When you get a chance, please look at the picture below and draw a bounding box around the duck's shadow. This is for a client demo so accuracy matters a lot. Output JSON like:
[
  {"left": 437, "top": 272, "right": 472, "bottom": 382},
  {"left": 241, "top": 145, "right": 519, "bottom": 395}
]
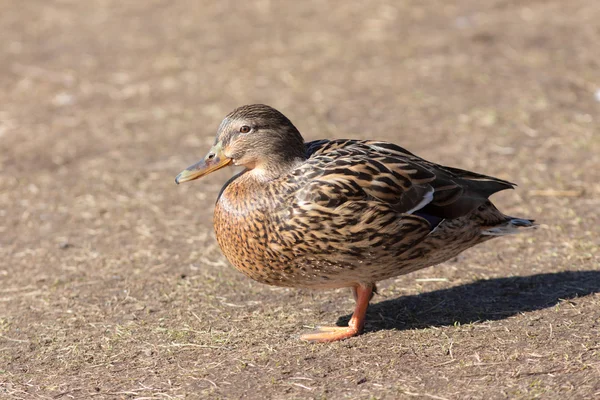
[{"left": 336, "top": 270, "right": 600, "bottom": 332}]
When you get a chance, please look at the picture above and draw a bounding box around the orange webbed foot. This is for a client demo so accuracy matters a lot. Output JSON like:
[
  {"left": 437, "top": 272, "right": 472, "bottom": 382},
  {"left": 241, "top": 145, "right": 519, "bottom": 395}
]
[
  {"left": 300, "top": 284, "right": 373, "bottom": 343},
  {"left": 300, "top": 326, "right": 360, "bottom": 342}
]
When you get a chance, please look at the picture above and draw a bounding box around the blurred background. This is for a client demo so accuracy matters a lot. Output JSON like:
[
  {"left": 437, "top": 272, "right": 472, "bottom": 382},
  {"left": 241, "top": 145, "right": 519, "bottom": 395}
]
[{"left": 1, "top": 0, "right": 599, "bottom": 398}]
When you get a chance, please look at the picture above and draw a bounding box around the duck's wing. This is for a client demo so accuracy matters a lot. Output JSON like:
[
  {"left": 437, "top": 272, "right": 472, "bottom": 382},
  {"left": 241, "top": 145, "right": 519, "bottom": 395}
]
[{"left": 301, "top": 139, "right": 515, "bottom": 220}]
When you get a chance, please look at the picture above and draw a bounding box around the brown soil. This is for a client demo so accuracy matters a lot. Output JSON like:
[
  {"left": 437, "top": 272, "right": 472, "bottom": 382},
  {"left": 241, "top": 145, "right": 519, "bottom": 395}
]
[{"left": 1, "top": 0, "right": 599, "bottom": 399}]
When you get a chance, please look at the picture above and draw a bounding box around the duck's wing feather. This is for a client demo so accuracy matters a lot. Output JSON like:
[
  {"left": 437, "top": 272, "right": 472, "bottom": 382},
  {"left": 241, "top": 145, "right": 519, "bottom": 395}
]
[{"left": 301, "top": 139, "right": 514, "bottom": 220}]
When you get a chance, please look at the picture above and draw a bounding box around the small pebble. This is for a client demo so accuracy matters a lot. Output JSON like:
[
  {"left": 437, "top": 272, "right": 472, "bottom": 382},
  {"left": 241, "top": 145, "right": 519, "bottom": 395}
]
[{"left": 59, "top": 241, "right": 72, "bottom": 249}]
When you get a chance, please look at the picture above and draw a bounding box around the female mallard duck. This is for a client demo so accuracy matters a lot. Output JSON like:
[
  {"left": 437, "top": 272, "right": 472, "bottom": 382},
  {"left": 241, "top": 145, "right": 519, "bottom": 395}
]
[{"left": 176, "top": 104, "right": 535, "bottom": 342}]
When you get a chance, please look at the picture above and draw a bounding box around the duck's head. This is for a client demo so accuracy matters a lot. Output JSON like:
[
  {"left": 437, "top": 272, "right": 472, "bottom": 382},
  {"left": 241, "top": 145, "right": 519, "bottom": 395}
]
[{"left": 175, "top": 104, "right": 306, "bottom": 184}]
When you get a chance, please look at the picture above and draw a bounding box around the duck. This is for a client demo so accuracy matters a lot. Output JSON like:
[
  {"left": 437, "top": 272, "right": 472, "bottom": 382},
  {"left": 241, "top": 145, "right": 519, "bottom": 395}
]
[{"left": 175, "top": 104, "right": 536, "bottom": 342}]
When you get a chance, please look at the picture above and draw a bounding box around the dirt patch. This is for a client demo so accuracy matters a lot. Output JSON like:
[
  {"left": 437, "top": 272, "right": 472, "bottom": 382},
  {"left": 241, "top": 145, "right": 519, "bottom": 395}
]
[{"left": 1, "top": 0, "right": 599, "bottom": 398}]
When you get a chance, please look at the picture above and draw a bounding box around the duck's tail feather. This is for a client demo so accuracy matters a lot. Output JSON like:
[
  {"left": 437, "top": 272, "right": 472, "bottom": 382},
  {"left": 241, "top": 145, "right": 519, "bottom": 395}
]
[{"left": 481, "top": 218, "right": 538, "bottom": 236}]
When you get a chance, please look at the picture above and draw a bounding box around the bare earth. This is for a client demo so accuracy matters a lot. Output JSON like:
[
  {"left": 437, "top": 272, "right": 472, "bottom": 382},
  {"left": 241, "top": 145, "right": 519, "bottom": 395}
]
[{"left": 1, "top": 0, "right": 599, "bottom": 399}]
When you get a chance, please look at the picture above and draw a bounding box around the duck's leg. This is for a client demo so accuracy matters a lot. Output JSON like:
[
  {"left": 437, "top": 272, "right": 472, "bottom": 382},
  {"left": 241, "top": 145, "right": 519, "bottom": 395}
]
[{"left": 300, "top": 283, "right": 373, "bottom": 342}]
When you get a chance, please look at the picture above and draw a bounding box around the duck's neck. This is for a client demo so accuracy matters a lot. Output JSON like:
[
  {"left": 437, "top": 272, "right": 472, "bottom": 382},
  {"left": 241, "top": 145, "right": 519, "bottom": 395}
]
[
  {"left": 247, "top": 155, "right": 306, "bottom": 182},
  {"left": 217, "top": 169, "right": 272, "bottom": 218},
  {"left": 217, "top": 155, "right": 304, "bottom": 217}
]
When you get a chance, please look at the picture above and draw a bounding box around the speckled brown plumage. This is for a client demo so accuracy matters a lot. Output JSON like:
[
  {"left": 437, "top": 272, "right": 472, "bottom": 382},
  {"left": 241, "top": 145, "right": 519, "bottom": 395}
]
[{"left": 176, "top": 104, "right": 536, "bottom": 342}]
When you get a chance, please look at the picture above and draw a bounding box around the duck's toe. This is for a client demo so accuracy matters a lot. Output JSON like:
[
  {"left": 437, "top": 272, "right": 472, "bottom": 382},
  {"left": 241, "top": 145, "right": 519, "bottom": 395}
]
[{"left": 300, "top": 326, "right": 360, "bottom": 342}]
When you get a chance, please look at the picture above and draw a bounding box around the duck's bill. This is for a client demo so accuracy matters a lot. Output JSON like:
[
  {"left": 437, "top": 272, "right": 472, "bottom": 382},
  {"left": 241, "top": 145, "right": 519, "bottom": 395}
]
[{"left": 175, "top": 148, "right": 232, "bottom": 184}]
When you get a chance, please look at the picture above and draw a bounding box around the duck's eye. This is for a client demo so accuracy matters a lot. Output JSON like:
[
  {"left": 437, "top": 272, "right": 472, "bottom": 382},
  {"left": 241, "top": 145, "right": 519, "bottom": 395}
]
[{"left": 239, "top": 125, "right": 251, "bottom": 133}]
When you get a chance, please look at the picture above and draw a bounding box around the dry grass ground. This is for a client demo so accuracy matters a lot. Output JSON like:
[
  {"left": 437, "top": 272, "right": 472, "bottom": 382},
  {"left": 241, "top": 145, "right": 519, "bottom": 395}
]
[{"left": 1, "top": 0, "right": 599, "bottom": 399}]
